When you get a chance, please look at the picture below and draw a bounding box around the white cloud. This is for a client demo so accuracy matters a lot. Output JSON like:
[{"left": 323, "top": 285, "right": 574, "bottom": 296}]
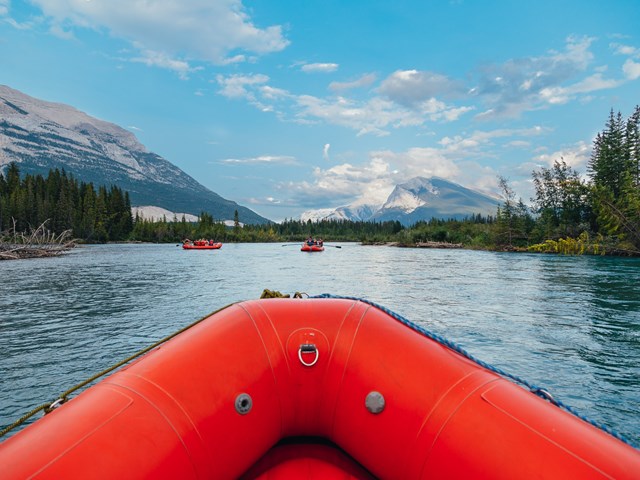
[
  {"left": 131, "top": 47, "right": 198, "bottom": 79},
  {"left": 329, "top": 73, "right": 376, "bottom": 91},
  {"left": 246, "top": 196, "right": 282, "bottom": 205},
  {"left": 373, "top": 147, "right": 462, "bottom": 181},
  {"left": 49, "top": 22, "right": 74, "bottom": 39},
  {"left": 623, "top": 59, "right": 640, "bottom": 80},
  {"left": 323, "top": 143, "right": 330, "bottom": 161},
  {"left": 538, "top": 73, "right": 621, "bottom": 105},
  {"left": 216, "top": 73, "right": 270, "bottom": 99},
  {"left": 217, "top": 36, "right": 629, "bottom": 139},
  {"left": 378, "top": 70, "right": 465, "bottom": 105},
  {"left": 259, "top": 85, "right": 289, "bottom": 100},
  {"left": 220, "top": 155, "right": 297, "bottom": 165},
  {"left": 473, "top": 36, "right": 600, "bottom": 118},
  {"left": 293, "top": 94, "right": 419, "bottom": 136},
  {"left": 300, "top": 63, "right": 339, "bottom": 73},
  {"left": 1, "top": 1, "right": 37, "bottom": 29},
  {"left": 292, "top": 93, "right": 470, "bottom": 136},
  {"left": 532, "top": 141, "right": 591, "bottom": 170},
  {"left": 28, "top": 0, "right": 289, "bottom": 69},
  {"left": 281, "top": 157, "right": 398, "bottom": 208},
  {"left": 610, "top": 43, "right": 639, "bottom": 57}
]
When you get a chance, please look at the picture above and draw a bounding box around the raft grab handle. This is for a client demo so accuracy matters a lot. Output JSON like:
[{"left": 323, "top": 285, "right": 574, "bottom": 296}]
[{"left": 298, "top": 343, "right": 319, "bottom": 367}]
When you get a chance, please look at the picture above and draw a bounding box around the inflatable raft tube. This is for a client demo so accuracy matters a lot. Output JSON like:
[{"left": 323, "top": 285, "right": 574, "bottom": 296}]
[{"left": 1, "top": 298, "right": 638, "bottom": 479}]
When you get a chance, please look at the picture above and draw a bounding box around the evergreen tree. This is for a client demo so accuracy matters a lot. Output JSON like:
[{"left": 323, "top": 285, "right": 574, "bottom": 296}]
[
  {"left": 625, "top": 105, "right": 640, "bottom": 187},
  {"left": 589, "top": 109, "right": 627, "bottom": 197},
  {"left": 234, "top": 209, "right": 240, "bottom": 236},
  {"left": 589, "top": 107, "right": 640, "bottom": 252}
]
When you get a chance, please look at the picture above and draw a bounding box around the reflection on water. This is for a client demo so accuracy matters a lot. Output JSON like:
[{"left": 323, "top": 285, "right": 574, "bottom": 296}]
[{"left": 1, "top": 244, "right": 639, "bottom": 444}]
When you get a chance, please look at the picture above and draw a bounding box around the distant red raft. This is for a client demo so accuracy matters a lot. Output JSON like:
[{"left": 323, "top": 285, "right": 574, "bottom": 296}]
[
  {"left": 183, "top": 242, "right": 222, "bottom": 250},
  {"left": 301, "top": 243, "right": 324, "bottom": 252}
]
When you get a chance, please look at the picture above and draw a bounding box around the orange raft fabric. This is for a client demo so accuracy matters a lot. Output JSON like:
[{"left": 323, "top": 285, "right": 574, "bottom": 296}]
[
  {"left": 1, "top": 298, "right": 639, "bottom": 479},
  {"left": 301, "top": 244, "right": 324, "bottom": 251},
  {"left": 182, "top": 243, "right": 222, "bottom": 250}
]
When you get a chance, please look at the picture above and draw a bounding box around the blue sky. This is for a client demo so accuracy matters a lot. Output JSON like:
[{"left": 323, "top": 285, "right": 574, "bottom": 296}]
[{"left": 1, "top": 1, "right": 639, "bottom": 221}]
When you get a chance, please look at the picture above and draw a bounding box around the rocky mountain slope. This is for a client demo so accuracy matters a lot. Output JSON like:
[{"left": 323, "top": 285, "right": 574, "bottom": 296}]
[
  {"left": 0, "top": 85, "right": 269, "bottom": 224},
  {"left": 302, "top": 177, "right": 501, "bottom": 226}
]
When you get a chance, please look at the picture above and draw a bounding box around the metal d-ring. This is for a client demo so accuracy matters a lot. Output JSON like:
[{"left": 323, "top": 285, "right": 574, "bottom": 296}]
[
  {"left": 531, "top": 387, "right": 558, "bottom": 406},
  {"left": 44, "top": 398, "right": 66, "bottom": 414},
  {"left": 298, "top": 343, "right": 319, "bottom": 367}
]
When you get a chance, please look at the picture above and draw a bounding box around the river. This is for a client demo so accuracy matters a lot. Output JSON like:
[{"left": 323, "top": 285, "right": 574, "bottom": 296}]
[{"left": 1, "top": 243, "right": 639, "bottom": 445}]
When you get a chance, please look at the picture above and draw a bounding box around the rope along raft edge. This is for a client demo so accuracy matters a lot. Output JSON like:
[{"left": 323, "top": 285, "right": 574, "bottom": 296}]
[
  {"left": 0, "top": 302, "right": 237, "bottom": 438},
  {"left": 1, "top": 290, "right": 301, "bottom": 438},
  {"left": 312, "top": 293, "right": 637, "bottom": 450}
]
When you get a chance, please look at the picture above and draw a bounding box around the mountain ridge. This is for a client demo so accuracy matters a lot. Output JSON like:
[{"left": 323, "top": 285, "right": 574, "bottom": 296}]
[
  {"left": 302, "top": 176, "right": 501, "bottom": 225},
  {"left": 0, "top": 85, "right": 270, "bottom": 224}
]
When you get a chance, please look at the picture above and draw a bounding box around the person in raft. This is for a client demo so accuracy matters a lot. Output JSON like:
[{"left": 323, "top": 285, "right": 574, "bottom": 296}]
[
  {"left": 317, "top": 238, "right": 324, "bottom": 247},
  {"left": 306, "top": 236, "right": 315, "bottom": 246}
]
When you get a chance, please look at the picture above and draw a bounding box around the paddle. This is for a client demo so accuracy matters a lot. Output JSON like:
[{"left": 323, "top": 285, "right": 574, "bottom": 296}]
[{"left": 323, "top": 244, "right": 342, "bottom": 248}]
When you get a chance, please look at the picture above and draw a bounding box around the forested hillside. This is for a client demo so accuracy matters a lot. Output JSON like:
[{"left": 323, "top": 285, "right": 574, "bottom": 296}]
[{"left": 0, "top": 163, "right": 133, "bottom": 242}]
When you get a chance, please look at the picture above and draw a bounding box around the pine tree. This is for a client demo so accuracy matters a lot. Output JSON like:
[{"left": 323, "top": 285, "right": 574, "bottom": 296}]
[
  {"left": 625, "top": 105, "right": 640, "bottom": 187},
  {"left": 234, "top": 209, "right": 240, "bottom": 237},
  {"left": 589, "top": 109, "right": 627, "bottom": 197},
  {"left": 590, "top": 107, "right": 640, "bottom": 251}
]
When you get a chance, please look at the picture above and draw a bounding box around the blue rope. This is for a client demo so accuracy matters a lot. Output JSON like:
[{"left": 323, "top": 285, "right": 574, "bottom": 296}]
[{"left": 312, "top": 293, "right": 637, "bottom": 449}]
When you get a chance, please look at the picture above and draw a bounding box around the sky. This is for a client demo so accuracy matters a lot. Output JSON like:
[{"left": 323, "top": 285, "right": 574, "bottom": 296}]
[{"left": 1, "top": 1, "right": 639, "bottom": 222}]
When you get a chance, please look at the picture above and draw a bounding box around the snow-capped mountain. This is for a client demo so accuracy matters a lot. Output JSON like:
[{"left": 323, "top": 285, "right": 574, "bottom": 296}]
[
  {"left": 302, "top": 177, "right": 501, "bottom": 226},
  {"left": 300, "top": 203, "right": 380, "bottom": 223},
  {"left": 0, "top": 85, "right": 269, "bottom": 224},
  {"left": 300, "top": 208, "right": 337, "bottom": 223},
  {"left": 372, "top": 177, "right": 500, "bottom": 224}
]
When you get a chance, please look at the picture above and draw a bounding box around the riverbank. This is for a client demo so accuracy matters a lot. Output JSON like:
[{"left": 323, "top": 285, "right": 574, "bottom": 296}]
[{"left": 362, "top": 240, "right": 463, "bottom": 249}]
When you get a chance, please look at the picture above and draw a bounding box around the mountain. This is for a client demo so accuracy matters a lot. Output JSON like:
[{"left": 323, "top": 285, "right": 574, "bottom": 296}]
[
  {"left": 302, "top": 177, "right": 501, "bottom": 226},
  {"left": 300, "top": 203, "right": 379, "bottom": 223},
  {"left": 0, "top": 85, "right": 270, "bottom": 224},
  {"left": 372, "top": 177, "right": 501, "bottom": 224}
]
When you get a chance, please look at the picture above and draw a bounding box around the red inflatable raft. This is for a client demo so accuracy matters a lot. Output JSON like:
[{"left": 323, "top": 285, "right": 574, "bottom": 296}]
[
  {"left": 183, "top": 242, "right": 222, "bottom": 250},
  {"left": 1, "top": 297, "right": 638, "bottom": 479},
  {"left": 301, "top": 243, "right": 324, "bottom": 252}
]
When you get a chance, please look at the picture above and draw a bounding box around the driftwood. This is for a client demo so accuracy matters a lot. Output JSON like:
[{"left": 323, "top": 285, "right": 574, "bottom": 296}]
[{"left": 0, "top": 220, "right": 76, "bottom": 260}]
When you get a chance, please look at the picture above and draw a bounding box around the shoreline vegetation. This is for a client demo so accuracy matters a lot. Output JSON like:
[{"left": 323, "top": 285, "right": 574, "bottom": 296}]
[
  {"left": 1, "top": 106, "right": 639, "bottom": 259},
  {"left": 362, "top": 241, "right": 463, "bottom": 249}
]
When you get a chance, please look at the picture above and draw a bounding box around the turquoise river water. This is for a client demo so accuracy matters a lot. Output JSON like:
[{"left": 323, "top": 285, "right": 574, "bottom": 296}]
[{"left": 1, "top": 243, "right": 639, "bottom": 445}]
